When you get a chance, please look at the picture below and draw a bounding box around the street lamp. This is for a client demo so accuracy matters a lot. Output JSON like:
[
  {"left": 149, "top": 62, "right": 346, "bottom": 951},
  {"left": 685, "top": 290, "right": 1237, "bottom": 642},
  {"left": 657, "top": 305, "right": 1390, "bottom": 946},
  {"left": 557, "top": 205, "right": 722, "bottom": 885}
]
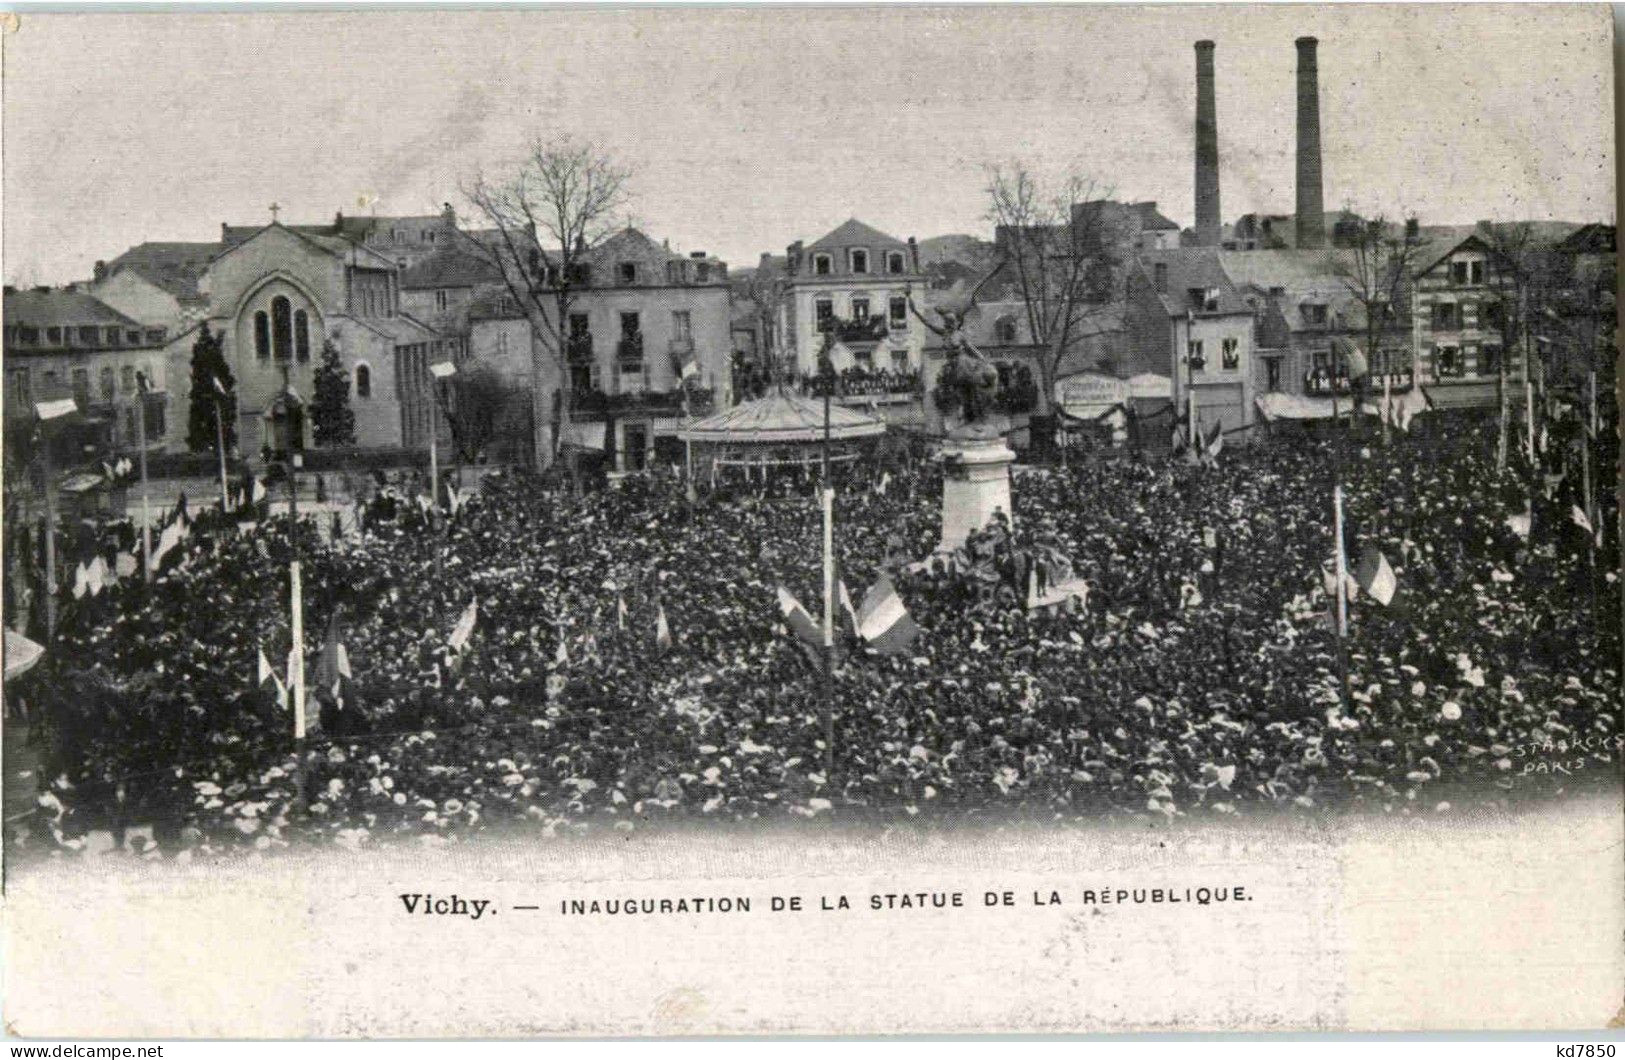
[
  {"left": 428, "top": 360, "right": 456, "bottom": 511},
  {"left": 133, "top": 370, "right": 155, "bottom": 582},
  {"left": 32, "top": 398, "right": 78, "bottom": 640}
]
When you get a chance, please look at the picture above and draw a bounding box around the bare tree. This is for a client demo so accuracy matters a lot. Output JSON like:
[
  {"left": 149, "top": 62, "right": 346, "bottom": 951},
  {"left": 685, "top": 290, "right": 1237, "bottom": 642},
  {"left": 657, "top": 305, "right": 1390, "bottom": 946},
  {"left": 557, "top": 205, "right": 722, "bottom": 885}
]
[
  {"left": 1329, "top": 215, "right": 1421, "bottom": 442},
  {"left": 1476, "top": 220, "right": 1542, "bottom": 469},
  {"left": 442, "top": 363, "right": 527, "bottom": 466},
  {"left": 740, "top": 264, "right": 786, "bottom": 388},
  {"left": 460, "top": 135, "right": 631, "bottom": 477},
  {"left": 983, "top": 163, "right": 1125, "bottom": 455}
]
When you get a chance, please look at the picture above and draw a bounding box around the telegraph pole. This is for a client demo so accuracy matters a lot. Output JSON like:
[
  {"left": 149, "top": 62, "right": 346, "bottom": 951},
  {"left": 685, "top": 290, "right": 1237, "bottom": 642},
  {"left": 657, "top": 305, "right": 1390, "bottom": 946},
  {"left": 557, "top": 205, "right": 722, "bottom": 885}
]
[
  {"left": 819, "top": 336, "right": 835, "bottom": 781},
  {"left": 136, "top": 373, "right": 152, "bottom": 582}
]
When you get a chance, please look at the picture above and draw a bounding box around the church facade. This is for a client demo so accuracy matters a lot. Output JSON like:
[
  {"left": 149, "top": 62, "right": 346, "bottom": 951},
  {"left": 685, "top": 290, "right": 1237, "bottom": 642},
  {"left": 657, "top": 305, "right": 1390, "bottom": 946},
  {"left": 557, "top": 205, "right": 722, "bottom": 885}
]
[{"left": 160, "top": 222, "right": 451, "bottom": 455}]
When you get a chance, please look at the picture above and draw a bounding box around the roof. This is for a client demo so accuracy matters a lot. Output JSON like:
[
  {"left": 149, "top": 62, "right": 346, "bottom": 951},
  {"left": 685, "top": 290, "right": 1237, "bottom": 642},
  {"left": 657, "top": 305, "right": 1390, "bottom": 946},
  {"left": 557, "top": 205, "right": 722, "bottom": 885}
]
[
  {"left": 222, "top": 213, "right": 447, "bottom": 247},
  {"left": 1137, "top": 247, "right": 1253, "bottom": 317},
  {"left": 211, "top": 223, "right": 399, "bottom": 272},
  {"left": 102, "top": 241, "right": 222, "bottom": 301},
  {"left": 4, "top": 288, "right": 142, "bottom": 329},
  {"left": 1133, "top": 202, "right": 1181, "bottom": 232},
  {"left": 807, "top": 218, "right": 908, "bottom": 254},
  {"left": 400, "top": 247, "right": 502, "bottom": 290},
  {"left": 678, "top": 390, "right": 887, "bottom": 444}
]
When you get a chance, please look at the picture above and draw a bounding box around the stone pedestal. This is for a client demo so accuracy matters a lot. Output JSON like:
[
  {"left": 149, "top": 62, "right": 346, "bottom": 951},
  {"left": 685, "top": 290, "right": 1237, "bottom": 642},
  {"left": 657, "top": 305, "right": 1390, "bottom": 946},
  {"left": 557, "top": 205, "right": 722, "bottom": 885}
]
[{"left": 939, "top": 433, "right": 1016, "bottom": 553}]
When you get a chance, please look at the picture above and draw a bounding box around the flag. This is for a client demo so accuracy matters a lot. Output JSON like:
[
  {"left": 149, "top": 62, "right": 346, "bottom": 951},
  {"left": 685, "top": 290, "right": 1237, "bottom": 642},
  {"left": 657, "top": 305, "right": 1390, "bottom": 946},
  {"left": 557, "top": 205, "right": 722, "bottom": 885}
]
[
  {"left": 1199, "top": 419, "right": 1223, "bottom": 464},
  {"left": 257, "top": 647, "right": 274, "bottom": 686},
  {"left": 855, "top": 575, "right": 921, "bottom": 655},
  {"left": 776, "top": 585, "right": 823, "bottom": 649},
  {"left": 554, "top": 634, "right": 569, "bottom": 668},
  {"left": 1505, "top": 506, "right": 1531, "bottom": 540},
  {"left": 314, "top": 612, "right": 352, "bottom": 707},
  {"left": 86, "top": 555, "right": 108, "bottom": 596},
  {"left": 685, "top": 477, "right": 699, "bottom": 505},
  {"left": 250, "top": 477, "right": 267, "bottom": 504},
  {"left": 70, "top": 562, "right": 88, "bottom": 599},
  {"left": 448, "top": 598, "right": 477, "bottom": 653},
  {"left": 1571, "top": 505, "right": 1601, "bottom": 545},
  {"left": 212, "top": 374, "right": 229, "bottom": 397},
  {"left": 616, "top": 594, "right": 628, "bottom": 631},
  {"left": 838, "top": 579, "right": 859, "bottom": 639},
  {"left": 1170, "top": 419, "right": 1189, "bottom": 455},
  {"left": 1354, "top": 548, "right": 1398, "bottom": 606},
  {"left": 679, "top": 352, "right": 699, "bottom": 382},
  {"left": 877, "top": 471, "right": 890, "bottom": 496},
  {"left": 1321, "top": 563, "right": 1357, "bottom": 602},
  {"left": 655, "top": 604, "right": 672, "bottom": 651},
  {"left": 114, "top": 551, "right": 136, "bottom": 579}
]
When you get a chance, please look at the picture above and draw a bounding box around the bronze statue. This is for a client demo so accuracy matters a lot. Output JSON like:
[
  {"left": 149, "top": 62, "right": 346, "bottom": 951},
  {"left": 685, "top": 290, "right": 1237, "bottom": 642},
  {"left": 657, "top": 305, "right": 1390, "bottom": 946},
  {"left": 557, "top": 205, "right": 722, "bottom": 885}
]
[{"left": 907, "top": 270, "right": 1005, "bottom": 438}]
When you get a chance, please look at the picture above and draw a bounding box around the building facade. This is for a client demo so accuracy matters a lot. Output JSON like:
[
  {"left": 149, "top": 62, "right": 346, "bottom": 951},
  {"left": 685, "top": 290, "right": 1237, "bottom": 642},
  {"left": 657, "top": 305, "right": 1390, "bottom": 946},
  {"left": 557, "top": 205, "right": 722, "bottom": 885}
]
[
  {"left": 462, "top": 227, "right": 734, "bottom": 472},
  {"left": 779, "top": 219, "right": 928, "bottom": 379},
  {"left": 163, "top": 222, "right": 449, "bottom": 455},
  {"left": 1126, "top": 248, "right": 1258, "bottom": 438},
  {"left": 2, "top": 287, "right": 171, "bottom": 450},
  {"left": 1409, "top": 233, "right": 1519, "bottom": 407}
]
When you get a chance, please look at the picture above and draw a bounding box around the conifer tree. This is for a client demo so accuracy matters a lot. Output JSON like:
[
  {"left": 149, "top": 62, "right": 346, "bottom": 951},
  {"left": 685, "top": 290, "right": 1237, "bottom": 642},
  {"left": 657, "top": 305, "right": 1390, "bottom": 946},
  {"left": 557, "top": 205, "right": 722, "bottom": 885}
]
[
  {"left": 186, "top": 322, "right": 237, "bottom": 454},
  {"left": 311, "top": 338, "right": 356, "bottom": 446}
]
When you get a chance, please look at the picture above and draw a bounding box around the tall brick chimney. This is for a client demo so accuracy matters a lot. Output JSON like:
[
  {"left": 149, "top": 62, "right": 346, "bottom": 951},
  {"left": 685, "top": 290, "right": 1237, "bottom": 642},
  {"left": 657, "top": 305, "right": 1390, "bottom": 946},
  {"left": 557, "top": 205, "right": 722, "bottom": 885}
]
[
  {"left": 1294, "top": 36, "right": 1325, "bottom": 250},
  {"left": 1193, "top": 40, "right": 1221, "bottom": 247}
]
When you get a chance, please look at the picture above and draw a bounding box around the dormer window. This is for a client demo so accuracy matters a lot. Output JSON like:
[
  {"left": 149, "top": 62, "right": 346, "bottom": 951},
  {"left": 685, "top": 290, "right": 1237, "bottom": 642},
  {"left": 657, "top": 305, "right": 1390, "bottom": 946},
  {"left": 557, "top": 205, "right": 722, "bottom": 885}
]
[
  {"left": 1302, "top": 303, "right": 1329, "bottom": 327},
  {"left": 995, "top": 315, "right": 1018, "bottom": 343},
  {"left": 666, "top": 261, "right": 684, "bottom": 284},
  {"left": 618, "top": 262, "right": 637, "bottom": 285},
  {"left": 813, "top": 253, "right": 833, "bottom": 276},
  {"left": 850, "top": 249, "right": 869, "bottom": 275},
  {"left": 1153, "top": 263, "right": 1168, "bottom": 294},
  {"left": 886, "top": 251, "right": 905, "bottom": 275}
]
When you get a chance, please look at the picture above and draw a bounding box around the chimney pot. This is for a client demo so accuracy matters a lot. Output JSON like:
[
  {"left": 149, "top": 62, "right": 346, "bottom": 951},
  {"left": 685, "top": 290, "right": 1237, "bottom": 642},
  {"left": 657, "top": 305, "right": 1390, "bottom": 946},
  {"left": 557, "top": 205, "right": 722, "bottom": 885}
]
[
  {"left": 1294, "top": 36, "right": 1325, "bottom": 249},
  {"left": 1193, "top": 41, "right": 1221, "bottom": 247},
  {"left": 93, "top": 260, "right": 107, "bottom": 282}
]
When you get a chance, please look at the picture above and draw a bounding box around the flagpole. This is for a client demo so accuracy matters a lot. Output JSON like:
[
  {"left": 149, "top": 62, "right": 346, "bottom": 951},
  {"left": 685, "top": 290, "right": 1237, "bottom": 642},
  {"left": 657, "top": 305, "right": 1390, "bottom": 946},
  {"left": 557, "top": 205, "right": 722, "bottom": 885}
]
[
  {"left": 136, "top": 375, "right": 152, "bottom": 583},
  {"left": 1332, "top": 483, "right": 1353, "bottom": 713},
  {"left": 820, "top": 338, "right": 835, "bottom": 781},
  {"left": 214, "top": 385, "right": 231, "bottom": 512},
  {"left": 40, "top": 426, "right": 58, "bottom": 641}
]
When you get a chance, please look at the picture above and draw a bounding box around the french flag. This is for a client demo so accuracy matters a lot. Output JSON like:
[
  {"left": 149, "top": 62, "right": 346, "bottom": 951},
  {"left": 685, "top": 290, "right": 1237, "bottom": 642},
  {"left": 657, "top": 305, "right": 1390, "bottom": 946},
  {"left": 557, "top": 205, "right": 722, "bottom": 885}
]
[{"left": 856, "top": 575, "right": 921, "bottom": 655}]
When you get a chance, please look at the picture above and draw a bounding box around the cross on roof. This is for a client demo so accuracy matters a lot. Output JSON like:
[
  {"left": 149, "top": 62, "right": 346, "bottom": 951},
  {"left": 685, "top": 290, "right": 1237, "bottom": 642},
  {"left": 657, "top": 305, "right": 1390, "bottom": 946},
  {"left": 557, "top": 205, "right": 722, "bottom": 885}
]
[{"left": 269, "top": 202, "right": 281, "bottom": 223}]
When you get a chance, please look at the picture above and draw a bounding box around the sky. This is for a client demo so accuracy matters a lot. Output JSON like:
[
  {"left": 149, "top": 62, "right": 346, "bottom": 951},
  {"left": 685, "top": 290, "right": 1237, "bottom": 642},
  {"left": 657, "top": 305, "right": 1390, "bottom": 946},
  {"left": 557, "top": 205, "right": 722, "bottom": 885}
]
[{"left": 2, "top": 5, "right": 1615, "bottom": 285}]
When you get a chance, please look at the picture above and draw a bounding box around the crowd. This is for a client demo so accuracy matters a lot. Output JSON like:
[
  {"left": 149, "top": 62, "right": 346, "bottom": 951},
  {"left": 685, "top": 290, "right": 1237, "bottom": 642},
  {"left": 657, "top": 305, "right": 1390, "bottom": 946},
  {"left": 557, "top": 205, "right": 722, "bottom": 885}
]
[{"left": 14, "top": 408, "right": 1621, "bottom": 857}]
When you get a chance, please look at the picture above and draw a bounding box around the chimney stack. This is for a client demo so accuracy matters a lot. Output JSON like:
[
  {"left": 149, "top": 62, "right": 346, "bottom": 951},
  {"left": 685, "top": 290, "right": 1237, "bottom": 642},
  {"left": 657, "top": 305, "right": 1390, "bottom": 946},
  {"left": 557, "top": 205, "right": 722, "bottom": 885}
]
[
  {"left": 1193, "top": 41, "right": 1221, "bottom": 247},
  {"left": 1294, "top": 36, "right": 1325, "bottom": 250}
]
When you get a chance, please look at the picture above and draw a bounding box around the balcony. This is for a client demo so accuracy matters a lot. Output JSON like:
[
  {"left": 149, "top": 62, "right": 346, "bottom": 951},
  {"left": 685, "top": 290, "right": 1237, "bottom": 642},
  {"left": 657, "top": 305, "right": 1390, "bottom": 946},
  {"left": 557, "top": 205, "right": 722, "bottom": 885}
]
[
  {"left": 616, "top": 334, "right": 644, "bottom": 363},
  {"left": 570, "top": 384, "right": 715, "bottom": 418},
  {"left": 834, "top": 316, "right": 890, "bottom": 345}
]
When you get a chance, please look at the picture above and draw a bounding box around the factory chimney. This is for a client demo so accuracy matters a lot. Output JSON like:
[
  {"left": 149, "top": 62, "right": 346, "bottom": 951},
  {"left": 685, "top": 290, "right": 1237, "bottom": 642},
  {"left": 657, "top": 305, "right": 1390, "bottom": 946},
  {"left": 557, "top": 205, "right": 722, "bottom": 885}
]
[
  {"left": 1193, "top": 40, "right": 1221, "bottom": 247},
  {"left": 1294, "top": 36, "right": 1326, "bottom": 250}
]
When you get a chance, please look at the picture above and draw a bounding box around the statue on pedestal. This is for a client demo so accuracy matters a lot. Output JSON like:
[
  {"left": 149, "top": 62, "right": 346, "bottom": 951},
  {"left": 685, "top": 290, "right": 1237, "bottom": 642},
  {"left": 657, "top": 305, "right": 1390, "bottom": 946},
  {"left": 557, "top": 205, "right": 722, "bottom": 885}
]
[{"left": 906, "top": 279, "right": 1007, "bottom": 442}]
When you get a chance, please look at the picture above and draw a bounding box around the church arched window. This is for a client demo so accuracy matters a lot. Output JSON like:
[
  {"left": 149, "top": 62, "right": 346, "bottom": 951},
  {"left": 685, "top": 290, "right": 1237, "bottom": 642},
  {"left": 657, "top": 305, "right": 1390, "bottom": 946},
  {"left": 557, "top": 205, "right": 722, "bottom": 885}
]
[
  {"left": 354, "top": 363, "right": 371, "bottom": 399},
  {"left": 271, "top": 296, "right": 293, "bottom": 361},
  {"left": 254, "top": 311, "right": 270, "bottom": 359},
  {"left": 294, "top": 309, "right": 311, "bottom": 362}
]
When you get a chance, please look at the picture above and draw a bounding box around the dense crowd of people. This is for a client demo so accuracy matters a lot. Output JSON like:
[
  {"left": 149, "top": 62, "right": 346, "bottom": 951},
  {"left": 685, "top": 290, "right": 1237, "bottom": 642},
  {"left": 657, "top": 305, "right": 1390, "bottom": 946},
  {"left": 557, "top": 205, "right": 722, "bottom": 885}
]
[{"left": 12, "top": 407, "right": 1621, "bottom": 857}]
